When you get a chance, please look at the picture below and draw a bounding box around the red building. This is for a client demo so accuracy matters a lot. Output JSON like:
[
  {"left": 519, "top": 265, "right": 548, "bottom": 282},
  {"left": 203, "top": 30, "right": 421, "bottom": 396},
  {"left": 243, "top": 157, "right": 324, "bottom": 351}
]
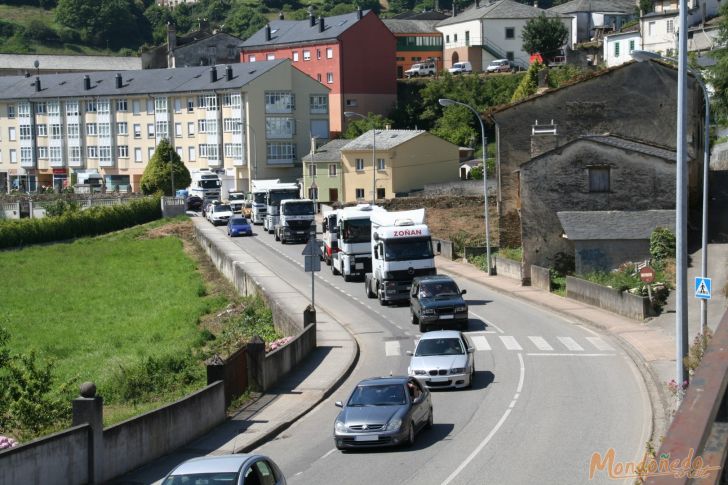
[{"left": 240, "top": 8, "right": 396, "bottom": 134}]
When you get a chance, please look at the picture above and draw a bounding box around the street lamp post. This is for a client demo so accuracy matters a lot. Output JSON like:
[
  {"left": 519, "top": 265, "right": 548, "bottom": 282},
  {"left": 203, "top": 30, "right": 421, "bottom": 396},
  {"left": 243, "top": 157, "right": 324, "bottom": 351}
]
[
  {"left": 631, "top": 47, "right": 710, "bottom": 382},
  {"left": 438, "top": 98, "right": 492, "bottom": 275},
  {"left": 344, "top": 112, "right": 376, "bottom": 204}
]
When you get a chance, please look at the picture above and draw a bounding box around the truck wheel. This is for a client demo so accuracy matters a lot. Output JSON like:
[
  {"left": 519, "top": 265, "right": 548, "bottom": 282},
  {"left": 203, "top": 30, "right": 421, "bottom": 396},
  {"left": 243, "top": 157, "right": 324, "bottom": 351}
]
[
  {"left": 343, "top": 273, "right": 351, "bottom": 282},
  {"left": 275, "top": 231, "right": 280, "bottom": 241},
  {"left": 365, "top": 275, "right": 375, "bottom": 298},
  {"left": 411, "top": 312, "right": 418, "bottom": 325},
  {"left": 419, "top": 321, "right": 427, "bottom": 333},
  {"left": 332, "top": 262, "right": 340, "bottom": 276}
]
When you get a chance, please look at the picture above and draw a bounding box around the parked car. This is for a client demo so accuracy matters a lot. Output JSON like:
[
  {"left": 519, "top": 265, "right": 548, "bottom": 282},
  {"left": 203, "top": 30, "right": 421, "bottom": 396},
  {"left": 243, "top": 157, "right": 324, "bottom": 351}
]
[
  {"left": 228, "top": 216, "right": 253, "bottom": 237},
  {"left": 404, "top": 62, "right": 436, "bottom": 78},
  {"left": 207, "top": 202, "right": 234, "bottom": 226},
  {"left": 410, "top": 275, "right": 468, "bottom": 332},
  {"left": 407, "top": 330, "right": 475, "bottom": 389},
  {"left": 448, "top": 61, "right": 473, "bottom": 74},
  {"left": 186, "top": 195, "right": 203, "bottom": 212},
  {"left": 201, "top": 199, "right": 216, "bottom": 218},
  {"left": 161, "top": 454, "right": 286, "bottom": 485},
  {"left": 333, "top": 376, "right": 432, "bottom": 450},
  {"left": 486, "top": 59, "right": 512, "bottom": 73}
]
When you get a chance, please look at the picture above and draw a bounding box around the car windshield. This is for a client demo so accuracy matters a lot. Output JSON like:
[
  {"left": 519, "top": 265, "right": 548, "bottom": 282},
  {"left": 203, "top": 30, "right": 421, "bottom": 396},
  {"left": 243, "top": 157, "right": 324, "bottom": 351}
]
[
  {"left": 347, "top": 384, "right": 406, "bottom": 406},
  {"left": 161, "top": 472, "right": 238, "bottom": 484},
  {"left": 384, "top": 237, "right": 433, "bottom": 261},
  {"left": 213, "top": 205, "right": 232, "bottom": 212},
  {"left": 420, "top": 280, "right": 460, "bottom": 297},
  {"left": 415, "top": 338, "right": 464, "bottom": 356},
  {"left": 230, "top": 217, "right": 247, "bottom": 224}
]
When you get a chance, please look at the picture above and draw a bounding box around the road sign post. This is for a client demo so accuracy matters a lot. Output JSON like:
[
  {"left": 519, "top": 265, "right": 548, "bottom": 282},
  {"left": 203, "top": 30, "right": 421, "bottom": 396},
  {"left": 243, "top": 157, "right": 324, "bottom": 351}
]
[
  {"left": 695, "top": 277, "right": 712, "bottom": 300},
  {"left": 640, "top": 266, "right": 655, "bottom": 301},
  {"left": 302, "top": 231, "right": 322, "bottom": 309}
]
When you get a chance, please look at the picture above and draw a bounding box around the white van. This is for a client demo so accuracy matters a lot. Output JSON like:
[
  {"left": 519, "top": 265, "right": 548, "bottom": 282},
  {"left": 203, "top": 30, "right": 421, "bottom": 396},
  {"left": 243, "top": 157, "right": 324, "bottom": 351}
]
[{"left": 448, "top": 61, "right": 473, "bottom": 74}]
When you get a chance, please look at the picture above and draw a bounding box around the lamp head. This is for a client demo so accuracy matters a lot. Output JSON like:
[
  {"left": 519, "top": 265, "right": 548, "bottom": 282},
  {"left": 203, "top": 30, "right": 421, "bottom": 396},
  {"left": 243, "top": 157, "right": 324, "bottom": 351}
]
[
  {"left": 438, "top": 98, "right": 455, "bottom": 107},
  {"left": 344, "top": 111, "right": 361, "bottom": 118}
]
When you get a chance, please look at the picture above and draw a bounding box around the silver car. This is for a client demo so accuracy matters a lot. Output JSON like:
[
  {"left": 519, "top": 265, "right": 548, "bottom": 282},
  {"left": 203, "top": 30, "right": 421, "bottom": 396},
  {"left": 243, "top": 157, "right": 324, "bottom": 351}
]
[
  {"left": 407, "top": 330, "right": 475, "bottom": 389},
  {"left": 333, "top": 376, "right": 432, "bottom": 450},
  {"left": 161, "top": 454, "right": 286, "bottom": 485}
]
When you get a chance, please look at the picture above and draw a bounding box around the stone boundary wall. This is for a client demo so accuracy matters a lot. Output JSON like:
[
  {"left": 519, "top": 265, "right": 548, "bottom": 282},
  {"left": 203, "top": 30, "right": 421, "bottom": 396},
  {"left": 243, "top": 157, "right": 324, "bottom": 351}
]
[
  {"left": 531, "top": 265, "right": 551, "bottom": 291},
  {"left": 494, "top": 255, "right": 524, "bottom": 283},
  {"left": 566, "top": 276, "right": 654, "bottom": 320}
]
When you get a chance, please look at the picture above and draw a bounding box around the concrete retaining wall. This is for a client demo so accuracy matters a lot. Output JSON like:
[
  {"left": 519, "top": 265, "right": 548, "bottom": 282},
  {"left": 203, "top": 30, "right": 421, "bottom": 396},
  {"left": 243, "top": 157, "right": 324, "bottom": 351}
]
[
  {"left": 494, "top": 255, "right": 524, "bottom": 284},
  {"left": 101, "top": 382, "right": 225, "bottom": 482},
  {"left": 531, "top": 265, "right": 551, "bottom": 291},
  {"left": 0, "top": 425, "right": 90, "bottom": 485},
  {"left": 260, "top": 323, "right": 317, "bottom": 390},
  {"left": 566, "top": 276, "right": 654, "bottom": 320},
  {"left": 432, "top": 238, "right": 454, "bottom": 260}
]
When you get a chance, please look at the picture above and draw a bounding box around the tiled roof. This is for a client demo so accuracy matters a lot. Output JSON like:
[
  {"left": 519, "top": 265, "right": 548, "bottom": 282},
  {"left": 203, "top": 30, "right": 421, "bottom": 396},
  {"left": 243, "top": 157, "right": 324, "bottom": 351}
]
[
  {"left": 0, "top": 60, "right": 291, "bottom": 100},
  {"left": 557, "top": 210, "right": 675, "bottom": 240},
  {"left": 341, "top": 129, "right": 425, "bottom": 151},
  {"left": 549, "top": 0, "right": 636, "bottom": 15},
  {"left": 241, "top": 10, "right": 371, "bottom": 49},
  {"left": 0, "top": 54, "right": 141, "bottom": 72},
  {"left": 437, "top": 0, "right": 561, "bottom": 27},
  {"left": 382, "top": 19, "right": 442, "bottom": 34},
  {"left": 304, "top": 139, "right": 349, "bottom": 161}
]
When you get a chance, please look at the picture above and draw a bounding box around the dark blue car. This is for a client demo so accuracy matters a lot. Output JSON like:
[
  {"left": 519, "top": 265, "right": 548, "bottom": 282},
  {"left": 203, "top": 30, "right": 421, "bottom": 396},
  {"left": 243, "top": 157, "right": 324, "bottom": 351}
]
[{"left": 227, "top": 216, "right": 253, "bottom": 237}]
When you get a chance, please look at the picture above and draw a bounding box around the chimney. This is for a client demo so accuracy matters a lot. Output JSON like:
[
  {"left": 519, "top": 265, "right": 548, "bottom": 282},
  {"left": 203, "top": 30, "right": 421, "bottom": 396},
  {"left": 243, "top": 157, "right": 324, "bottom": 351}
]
[
  {"left": 265, "top": 24, "right": 271, "bottom": 41},
  {"left": 533, "top": 0, "right": 538, "bottom": 7},
  {"left": 475, "top": 0, "right": 479, "bottom": 7},
  {"left": 225, "top": 64, "right": 233, "bottom": 81},
  {"left": 453, "top": 3, "right": 457, "bottom": 16},
  {"left": 310, "top": 12, "right": 316, "bottom": 27},
  {"left": 357, "top": 5, "right": 363, "bottom": 19},
  {"left": 167, "top": 22, "right": 176, "bottom": 51},
  {"left": 115, "top": 73, "right": 122, "bottom": 89},
  {"left": 210, "top": 66, "right": 217, "bottom": 82},
  {"left": 35, "top": 76, "right": 41, "bottom": 92},
  {"left": 83, "top": 75, "right": 91, "bottom": 90},
  {"left": 530, "top": 120, "right": 559, "bottom": 158},
  {"left": 319, "top": 16, "right": 325, "bottom": 32},
  {"left": 279, "top": 11, "right": 284, "bottom": 20}
]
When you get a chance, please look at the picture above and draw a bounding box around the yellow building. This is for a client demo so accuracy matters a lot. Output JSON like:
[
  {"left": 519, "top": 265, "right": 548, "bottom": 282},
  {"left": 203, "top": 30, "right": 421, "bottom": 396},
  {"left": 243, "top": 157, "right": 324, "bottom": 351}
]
[
  {"left": 0, "top": 59, "right": 329, "bottom": 193},
  {"left": 340, "top": 129, "right": 459, "bottom": 203}
]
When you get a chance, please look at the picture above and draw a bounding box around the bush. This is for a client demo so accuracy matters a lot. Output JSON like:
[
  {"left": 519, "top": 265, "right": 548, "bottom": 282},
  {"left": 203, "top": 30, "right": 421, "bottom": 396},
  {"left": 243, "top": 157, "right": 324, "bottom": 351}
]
[
  {"left": 497, "top": 247, "right": 522, "bottom": 261},
  {"left": 44, "top": 198, "right": 80, "bottom": 217},
  {"left": 0, "top": 20, "right": 17, "bottom": 39},
  {"left": 650, "top": 227, "right": 676, "bottom": 266}
]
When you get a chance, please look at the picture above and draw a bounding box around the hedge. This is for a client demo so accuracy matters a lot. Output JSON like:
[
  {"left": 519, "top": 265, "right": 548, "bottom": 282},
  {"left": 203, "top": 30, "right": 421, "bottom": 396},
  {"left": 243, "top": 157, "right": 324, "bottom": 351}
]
[{"left": 0, "top": 196, "right": 162, "bottom": 249}]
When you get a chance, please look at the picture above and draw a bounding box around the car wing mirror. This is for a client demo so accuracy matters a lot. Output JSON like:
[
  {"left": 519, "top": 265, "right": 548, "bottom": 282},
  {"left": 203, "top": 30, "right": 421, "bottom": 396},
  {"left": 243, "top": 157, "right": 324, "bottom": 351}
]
[
  {"left": 335, "top": 401, "right": 343, "bottom": 408},
  {"left": 461, "top": 289, "right": 467, "bottom": 295},
  {"left": 467, "top": 347, "right": 475, "bottom": 353},
  {"left": 405, "top": 350, "right": 413, "bottom": 356}
]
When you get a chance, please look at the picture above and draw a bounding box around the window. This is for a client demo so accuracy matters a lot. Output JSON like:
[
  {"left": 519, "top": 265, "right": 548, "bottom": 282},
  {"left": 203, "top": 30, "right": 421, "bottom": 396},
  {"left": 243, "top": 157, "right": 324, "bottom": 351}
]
[
  {"left": 69, "top": 146, "right": 81, "bottom": 163},
  {"left": 176, "top": 146, "right": 183, "bottom": 157},
  {"left": 629, "top": 40, "right": 635, "bottom": 52},
  {"left": 666, "top": 19, "right": 674, "bottom": 34},
  {"left": 51, "top": 124, "right": 63, "bottom": 139},
  {"left": 355, "top": 158, "right": 364, "bottom": 171},
  {"left": 117, "top": 145, "right": 128, "bottom": 157},
  {"left": 65, "top": 101, "right": 79, "bottom": 116},
  {"left": 116, "top": 99, "right": 128, "bottom": 111},
  {"left": 266, "top": 142, "right": 296, "bottom": 161},
  {"left": 310, "top": 95, "right": 328, "bottom": 114},
  {"left": 454, "top": 33, "right": 458, "bottom": 42},
  {"left": 648, "top": 21, "right": 655, "bottom": 36},
  {"left": 308, "top": 164, "right": 317, "bottom": 176},
  {"left": 317, "top": 74, "right": 322, "bottom": 82},
  {"left": 156, "top": 120, "right": 168, "bottom": 137},
  {"left": 86, "top": 100, "right": 97, "bottom": 113},
  {"left": 345, "top": 99, "right": 358, "bottom": 107},
  {"left": 327, "top": 73, "right": 334, "bottom": 84},
  {"left": 205, "top": 95, "right": 217, "bottom": 111},
  {"left": 206, "top": 144, "right": 219, "bottom": 161},
  {"left": 98, "top": 123, "right": 110, "bottom": 137},
  {"left": 267, "top": 53, "right": 275, "bottom": 60},
  {"left": 97, "top": 99, "right": 110, "bottom": 114},
  {"left": 67, "top": 123, "right": 80, "bottom": 138},
  {"left": 48, "top": 101, "right": 60, "bottom": 116},
  {"left": 50, "top": 146, "right": 62, "bottom": 163},
  {"left": 303, "top": 50, "right": 311, "bottom": 61},
  {"left": 132, "top": 100, "right": 141, "bottom": 115},
  {"left": 326, "top": 47, "right": 333, "bottom": 59},
  {"left": 7, "top": 105, "right": 15, "bottom": 118},
  {"left": 224, "top": 118, "right": 241, "bottom": 133},
  {"left": 377, "top": 158, "right": 385, "bottom": 170},
  {"left": 224, "top": 143, "right": 243, "bottom": 158},
  {"left": 248, "top": 55, "right": 256, "bottom": 62},
  {"left": 188, "top": 146, "right": 196, "bottom": 161},
  {"left": 199, "top": 144, "right": 207, "bottom": 157},
  {"left": 356, "top": 188, "right": 365, "bottom": 199},
  {"left": 36, "top": 124, "right": 47, "bottom": 137},
  {"left": 446, "top": 34, "right": 450, "bottom": 43},
  {"left": 35, "top": 102, "right": 47, "bottom": 114},
  {"left": 175, "top": 122, "right": 182, "bottom": 138},
  {"left": 316, "top": 49, "right": 321, "bottom": 60},
  {"left": 37, "top": 146, "right": 48, "bottom": 159},
  {"left": 18, "top": 102, "right": 31, "bottom": 117},
  {"left": 9, "top": 127, "right": 16, "bottom": 141},
  {"left": 174, "top": 98, "right": 182, "bottom": 112},
  {"left": 133, "top": 124, "right": 141, "bottom": 139},
  {"left": 265, "top": 92, "right": 295, "bottom": 113},
  {"left": 293, "top": 51, "right": 299, "bottom": 61},
  {"left": 328, "top": 164, "right": 337, "bottom": 176},
  {"left": 222, "top": 93, "right": 241, "bottom": 108},
  {"left": 148, "top": 147, "right": 155, "bottom": 160},
  {"left": 147, "top": 123, "right": 155, "bottom": 138},
  {"left": 20, "top": 147, "right": 32, "bottom": 163},
  {"left": 19, "top": 125, "right": 32, "bottom": 140},
  {"left": 505, "top": 27, "right": 515, "bottom": 39},
  {"left": 588, "top": 167, "right": 610, "bottom": 192},
  {"left": 506, "top": 51, "right": 514, "bottom": 61},
  {"left": 187, "top": 122, "right": 195, "bottom": 136},
  {"left": 614, "top": 42, "right": 620, "bottom": 57},
  {"left": 198, "top": 119, "right": 207, "bottom": 133},
  {"left": 87, "top": 146, "right": 98, "bottom": 158},
  {"left": 86, "top": 123, "right": 98, "bottom": 136},
  {"left": 134, "top": 147, "right": 142, "bottom": 162},
  {"left": 146, "top": 99, "right": 154, "bottom": 114},
  {"left": 9, "top": 149, "right": 17, "bottom": 163},
  {"left": 187, "top": 98, "right": 194, "bottom": 112},
  {"left": 465, "top": 31, "right": 470, "bottom": 46},
  {"left": 99, "top": 145, "right": 112, "bottom": 162},
  {"left": 117, "top": 122, "right": 128, "bottom": 135},
  {"left": 155, "top": 97, "right": 168, "bottom": 113},
  {"left": 266, "top": 117, "right": 294, "bottom": 138}
]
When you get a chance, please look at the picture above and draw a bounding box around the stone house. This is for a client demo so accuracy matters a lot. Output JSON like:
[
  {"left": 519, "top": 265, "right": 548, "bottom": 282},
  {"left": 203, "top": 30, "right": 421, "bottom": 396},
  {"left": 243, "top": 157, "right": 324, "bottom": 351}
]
[
  {"left": 519, "top": 134, "right": 677, "bottom": 275},
  {"left": 142, "top": 24, "right": 243, "bottom": 69},
  {"left": 489, "top": 59, "right": 705, "bottom": 250}
]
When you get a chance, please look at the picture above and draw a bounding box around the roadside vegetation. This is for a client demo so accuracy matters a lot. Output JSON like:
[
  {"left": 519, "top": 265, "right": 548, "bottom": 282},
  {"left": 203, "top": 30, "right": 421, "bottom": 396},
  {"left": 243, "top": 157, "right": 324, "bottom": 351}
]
[{"left": 0, "top": 217, "right": 278, "bottom": 440}]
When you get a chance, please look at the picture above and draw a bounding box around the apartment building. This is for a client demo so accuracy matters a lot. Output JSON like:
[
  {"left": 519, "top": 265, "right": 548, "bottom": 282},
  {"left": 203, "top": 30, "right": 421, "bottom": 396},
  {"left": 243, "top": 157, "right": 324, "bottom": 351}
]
[
  {"left": 382, "top": 19, "right": 444, "bottom": 78},
  {"left": 0, "top": 59, "right": 330, "bottom": 194}
]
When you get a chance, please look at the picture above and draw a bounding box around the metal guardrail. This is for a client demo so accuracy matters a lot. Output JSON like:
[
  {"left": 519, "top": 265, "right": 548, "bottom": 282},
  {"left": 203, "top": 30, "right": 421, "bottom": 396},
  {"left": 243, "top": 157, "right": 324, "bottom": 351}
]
[{"left": 646, "top": 310, "right": 728, "bottom": 484}]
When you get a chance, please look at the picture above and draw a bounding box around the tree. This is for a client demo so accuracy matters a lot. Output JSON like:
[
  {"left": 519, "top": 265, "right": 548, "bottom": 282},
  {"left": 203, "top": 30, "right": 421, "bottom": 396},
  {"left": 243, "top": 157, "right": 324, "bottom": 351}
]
[
  {"left": 707, "top": 2, "right": 728, "bottom": 125},
  {"left": 511, "top": 60, "right": 546, "bottom": 102},
  {"left": 342, "top": 113, "right": 393, "bottom": 139},
  {"left": 56, "top": 0, "right": 151, "bottom": 49},
  {"left": 225, "top": 5, "right": 268, "bottom": 40},
  {"left": 521, "top": 14, "right": 568, "bottom": 58},
  {"left": 140, "top": 139, "right": 191, "bottom": 196}
]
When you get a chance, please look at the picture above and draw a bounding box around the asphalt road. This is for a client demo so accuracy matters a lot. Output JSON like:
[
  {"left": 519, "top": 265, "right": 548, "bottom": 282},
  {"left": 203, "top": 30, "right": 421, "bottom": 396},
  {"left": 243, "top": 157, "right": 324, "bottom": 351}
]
[{"left": 218, "top": 221, "right": 651, "bottom": 485}]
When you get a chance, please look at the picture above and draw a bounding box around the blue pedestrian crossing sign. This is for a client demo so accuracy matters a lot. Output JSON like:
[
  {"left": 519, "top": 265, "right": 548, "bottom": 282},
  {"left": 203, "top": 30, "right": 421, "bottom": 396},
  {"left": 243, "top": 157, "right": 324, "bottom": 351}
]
[{"left": 695, "top": 277, "right": 712, "bottom": 300}]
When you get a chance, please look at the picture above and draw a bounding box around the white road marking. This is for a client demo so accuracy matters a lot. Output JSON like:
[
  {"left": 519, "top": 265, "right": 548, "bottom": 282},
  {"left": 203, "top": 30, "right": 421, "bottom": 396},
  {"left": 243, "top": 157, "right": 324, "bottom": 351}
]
[
  {"left": 470, "top": 335, "right": 491, "bottom": 351},
  {"left": 499, "top": 335, "right": 522, "bottom": 351},
  {"left": 442, "top": 352, "right": 524, "bottom": 485},
  {"left": 517, "top": 353, "right": 524, "bottom": 393},
  {"left": 528, "top": 336, "right": 553, "bottom": 351},
  {"left": 385, "top": 341, "right": 400, "bottom": 356},
  {"left": 526, "top": 353, "right": 616, "bottom": 357},
  {"left": 557, "top": 336, "right": 584, "bottom": 351},
  {"left": 469, "top": 310, "right": 504, "bottom": 333},
  {"left": 577, "top": 325, "right": 601, "bottom": 337},
  {"left": 586, "top": 337, "right": 615, "bottom": 351},
  {"left": 321, "top": 448, "right": 336, "bottom": 460},
  {"left": 508, "top": 400, "right": 516, "bottom": 409}
]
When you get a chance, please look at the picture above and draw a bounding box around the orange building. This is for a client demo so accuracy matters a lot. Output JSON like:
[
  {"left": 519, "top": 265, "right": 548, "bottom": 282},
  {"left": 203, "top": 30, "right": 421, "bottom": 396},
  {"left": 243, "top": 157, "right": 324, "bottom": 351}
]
[{"left": 383, "top": 19, "right": 445, "bottom": 78}]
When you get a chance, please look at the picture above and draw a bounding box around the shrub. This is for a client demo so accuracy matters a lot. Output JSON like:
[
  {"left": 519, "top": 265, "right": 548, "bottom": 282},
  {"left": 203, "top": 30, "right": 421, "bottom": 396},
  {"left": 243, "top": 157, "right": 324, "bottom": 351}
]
[
  {"left": 44, "top": 198, "right": 80, "bottom": 217},
  {"left": 650, "top": 227, "right": 676, "bottom": 264},
  {"left": 497, "top": 247, "right": 522, "bottom": 261}
]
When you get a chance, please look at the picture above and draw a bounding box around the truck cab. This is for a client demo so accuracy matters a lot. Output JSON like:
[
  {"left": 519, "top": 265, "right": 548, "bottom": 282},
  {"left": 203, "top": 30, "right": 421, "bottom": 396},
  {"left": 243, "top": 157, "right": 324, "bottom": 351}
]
[
  {"left": 321, "top": 211, "right": 339, "bottom": 265},
  {"left": 227, "top": 191, "right": 246, "bottom": 214},
  {"left": 331, "top": 204, "right": 383, "bottom": 282},
  {"left": 275, "top": 199, "right": 316, "bottom": 244},
  {"left": 263, "top": 183, "right": 300, "bottom": 234}
]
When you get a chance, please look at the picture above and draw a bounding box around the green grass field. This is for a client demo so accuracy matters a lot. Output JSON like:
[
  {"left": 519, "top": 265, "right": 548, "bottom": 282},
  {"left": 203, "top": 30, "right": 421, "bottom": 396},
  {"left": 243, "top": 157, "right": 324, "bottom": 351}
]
[{"left": 0, "top": 219, "right": 224, "bottom": 400}]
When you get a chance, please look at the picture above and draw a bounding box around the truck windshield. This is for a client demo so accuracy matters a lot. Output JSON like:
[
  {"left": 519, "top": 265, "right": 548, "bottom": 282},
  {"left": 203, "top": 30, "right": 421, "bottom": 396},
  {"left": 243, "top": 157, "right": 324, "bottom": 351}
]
[
  {"left": 199, "top": 179, "right": 221, "bottom": 189},
  {"left": 253, "top": 193, "right": 266, "bottom": 204},
  {"left": 283, "top": 202, "right": 314, "bottom": 216},
  {"left": 340, "top": 219, "right": 371, "bottom": 244},
  {"left": 268, "top": 190, "right": 299, "bottom": 206},
  {"left": 384, "top": 237, "right": 433, "bottom": 261},
  {"left": 228, "top": 193, "right": 245, "bottom": 200}
]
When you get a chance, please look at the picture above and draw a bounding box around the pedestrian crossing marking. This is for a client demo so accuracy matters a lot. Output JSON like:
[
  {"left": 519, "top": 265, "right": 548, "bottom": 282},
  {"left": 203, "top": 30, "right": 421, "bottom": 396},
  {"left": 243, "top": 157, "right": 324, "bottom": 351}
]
[
  {"left": 499, "top": 336, "right": 522, "bottom": 351},
  {"left": 385, "top": 341, "right": 400, "bottom": 357},
  {"left": 586, "top": 337, "right": 614, "bottom": 351},
  {"left": 528, "top": 336, "right": 553, "bottom": 351},
  {"left": 471, "top": 335, "right": 491, "bottom": 351},
  {"left": 557, "top": 337, "right": 584, "bottom": 352}
]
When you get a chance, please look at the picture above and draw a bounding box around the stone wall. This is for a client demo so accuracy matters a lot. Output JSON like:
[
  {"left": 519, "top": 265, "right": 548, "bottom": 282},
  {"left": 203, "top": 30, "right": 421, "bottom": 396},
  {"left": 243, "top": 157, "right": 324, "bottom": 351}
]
[
  {"left": 494, "top": 255, "right": 524, "bottom": 283},
  {"left": 531, "top": 265, "right": 551, "bottom": 291},
  {"left": 574, "top": 239, "right": 651, "bottom": 274},
  {"left": 566, "top": 275, "right": 654, "bottom": 320}
]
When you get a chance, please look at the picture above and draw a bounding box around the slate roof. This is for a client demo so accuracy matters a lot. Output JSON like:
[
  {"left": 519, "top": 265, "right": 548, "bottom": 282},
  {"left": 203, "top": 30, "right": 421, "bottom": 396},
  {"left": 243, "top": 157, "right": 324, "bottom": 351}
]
[
  {"left": 557, "top": 210, "right": 675, "bottom": 240},
  {"left": 341, "top": 129, "right": 425, "bottom": 151},
  {"left": 392, "top": 10, "right": 449, "bottom": 20},
  {"left": 548, "top": 0, "right": 636, "bottom": 15},
  {"left": 382, "top": 19, "right": 441, "bottom": 34},
  {"left": 580, "top": 135, "right": 676, "bottom": 161},
  {"left": 303, "top": 139, "right": 349, "bottom": 162},
  {"left": 241, "top": 10, "right": 371, "bottom": 49},
  {"left": 437, "top": 0, "right": 561, "bottom": 27},
  {"left": 0, "top": 60, "right": 293, "bottom": 100},
  {"left": 0, "top": 54, "right": 141, "bottom": 72}
]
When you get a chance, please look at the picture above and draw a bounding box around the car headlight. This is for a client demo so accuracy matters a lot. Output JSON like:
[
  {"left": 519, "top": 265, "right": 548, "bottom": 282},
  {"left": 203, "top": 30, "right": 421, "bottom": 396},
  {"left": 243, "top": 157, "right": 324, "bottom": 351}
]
[
  {"left": 413, "top": 369, "right": 427, "bottom": 376},
  {"left": 335, "top": 420, "right": 347, "bottom": 433},
  {"left": 451, "top": 367, "right": 465, "bottom": 374},
  {"left": 422, "top": 308, "right": 437, "bottom": 316},
  {"left": 455, "top": 305, "right": 467, "bottom": 313},
  {"left": 387, "top": 417, "right": 402, "bottom": 431}
]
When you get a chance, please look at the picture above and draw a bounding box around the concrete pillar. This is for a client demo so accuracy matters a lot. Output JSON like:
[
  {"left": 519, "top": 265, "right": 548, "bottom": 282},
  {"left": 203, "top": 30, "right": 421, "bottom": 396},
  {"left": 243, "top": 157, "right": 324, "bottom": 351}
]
[
  {"left": 206, "top": 353, "right": 228, "bottom": 405},
  {"left": 304, "top": 305, "right": 316, "bottom": 325},
  {"left": 72, "top": 382, "right": 103, "bottom": 484},
  {"left": 246, "top": 336, "right": 265, "bottom": 391}
]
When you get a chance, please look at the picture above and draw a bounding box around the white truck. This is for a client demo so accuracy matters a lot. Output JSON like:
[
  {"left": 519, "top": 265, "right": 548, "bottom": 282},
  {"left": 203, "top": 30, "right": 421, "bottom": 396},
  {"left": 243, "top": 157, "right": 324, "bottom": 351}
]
[
  {"left": 331, "top": 204, "right": 384, "bottom": 282},
  {"left": 250, "top": 179, "right": 280, "bottom": 225},
  {"left": 263, "top": 183, "right": 300, "bottom": 234},
  {"left": 321, "top": 210, "right": 339, "bottom": 265},
  {"left": 364, "top": 208, "right": 436, "bottom": 305},
  {"left": 188, "top": 169, "right": 222, "bottom": 201},
  {"left": 227, "top": 191, "right": 247, "bottom": 214},
  {"left": 275, "top": 199, "right": 316, "bottom": 244}
]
